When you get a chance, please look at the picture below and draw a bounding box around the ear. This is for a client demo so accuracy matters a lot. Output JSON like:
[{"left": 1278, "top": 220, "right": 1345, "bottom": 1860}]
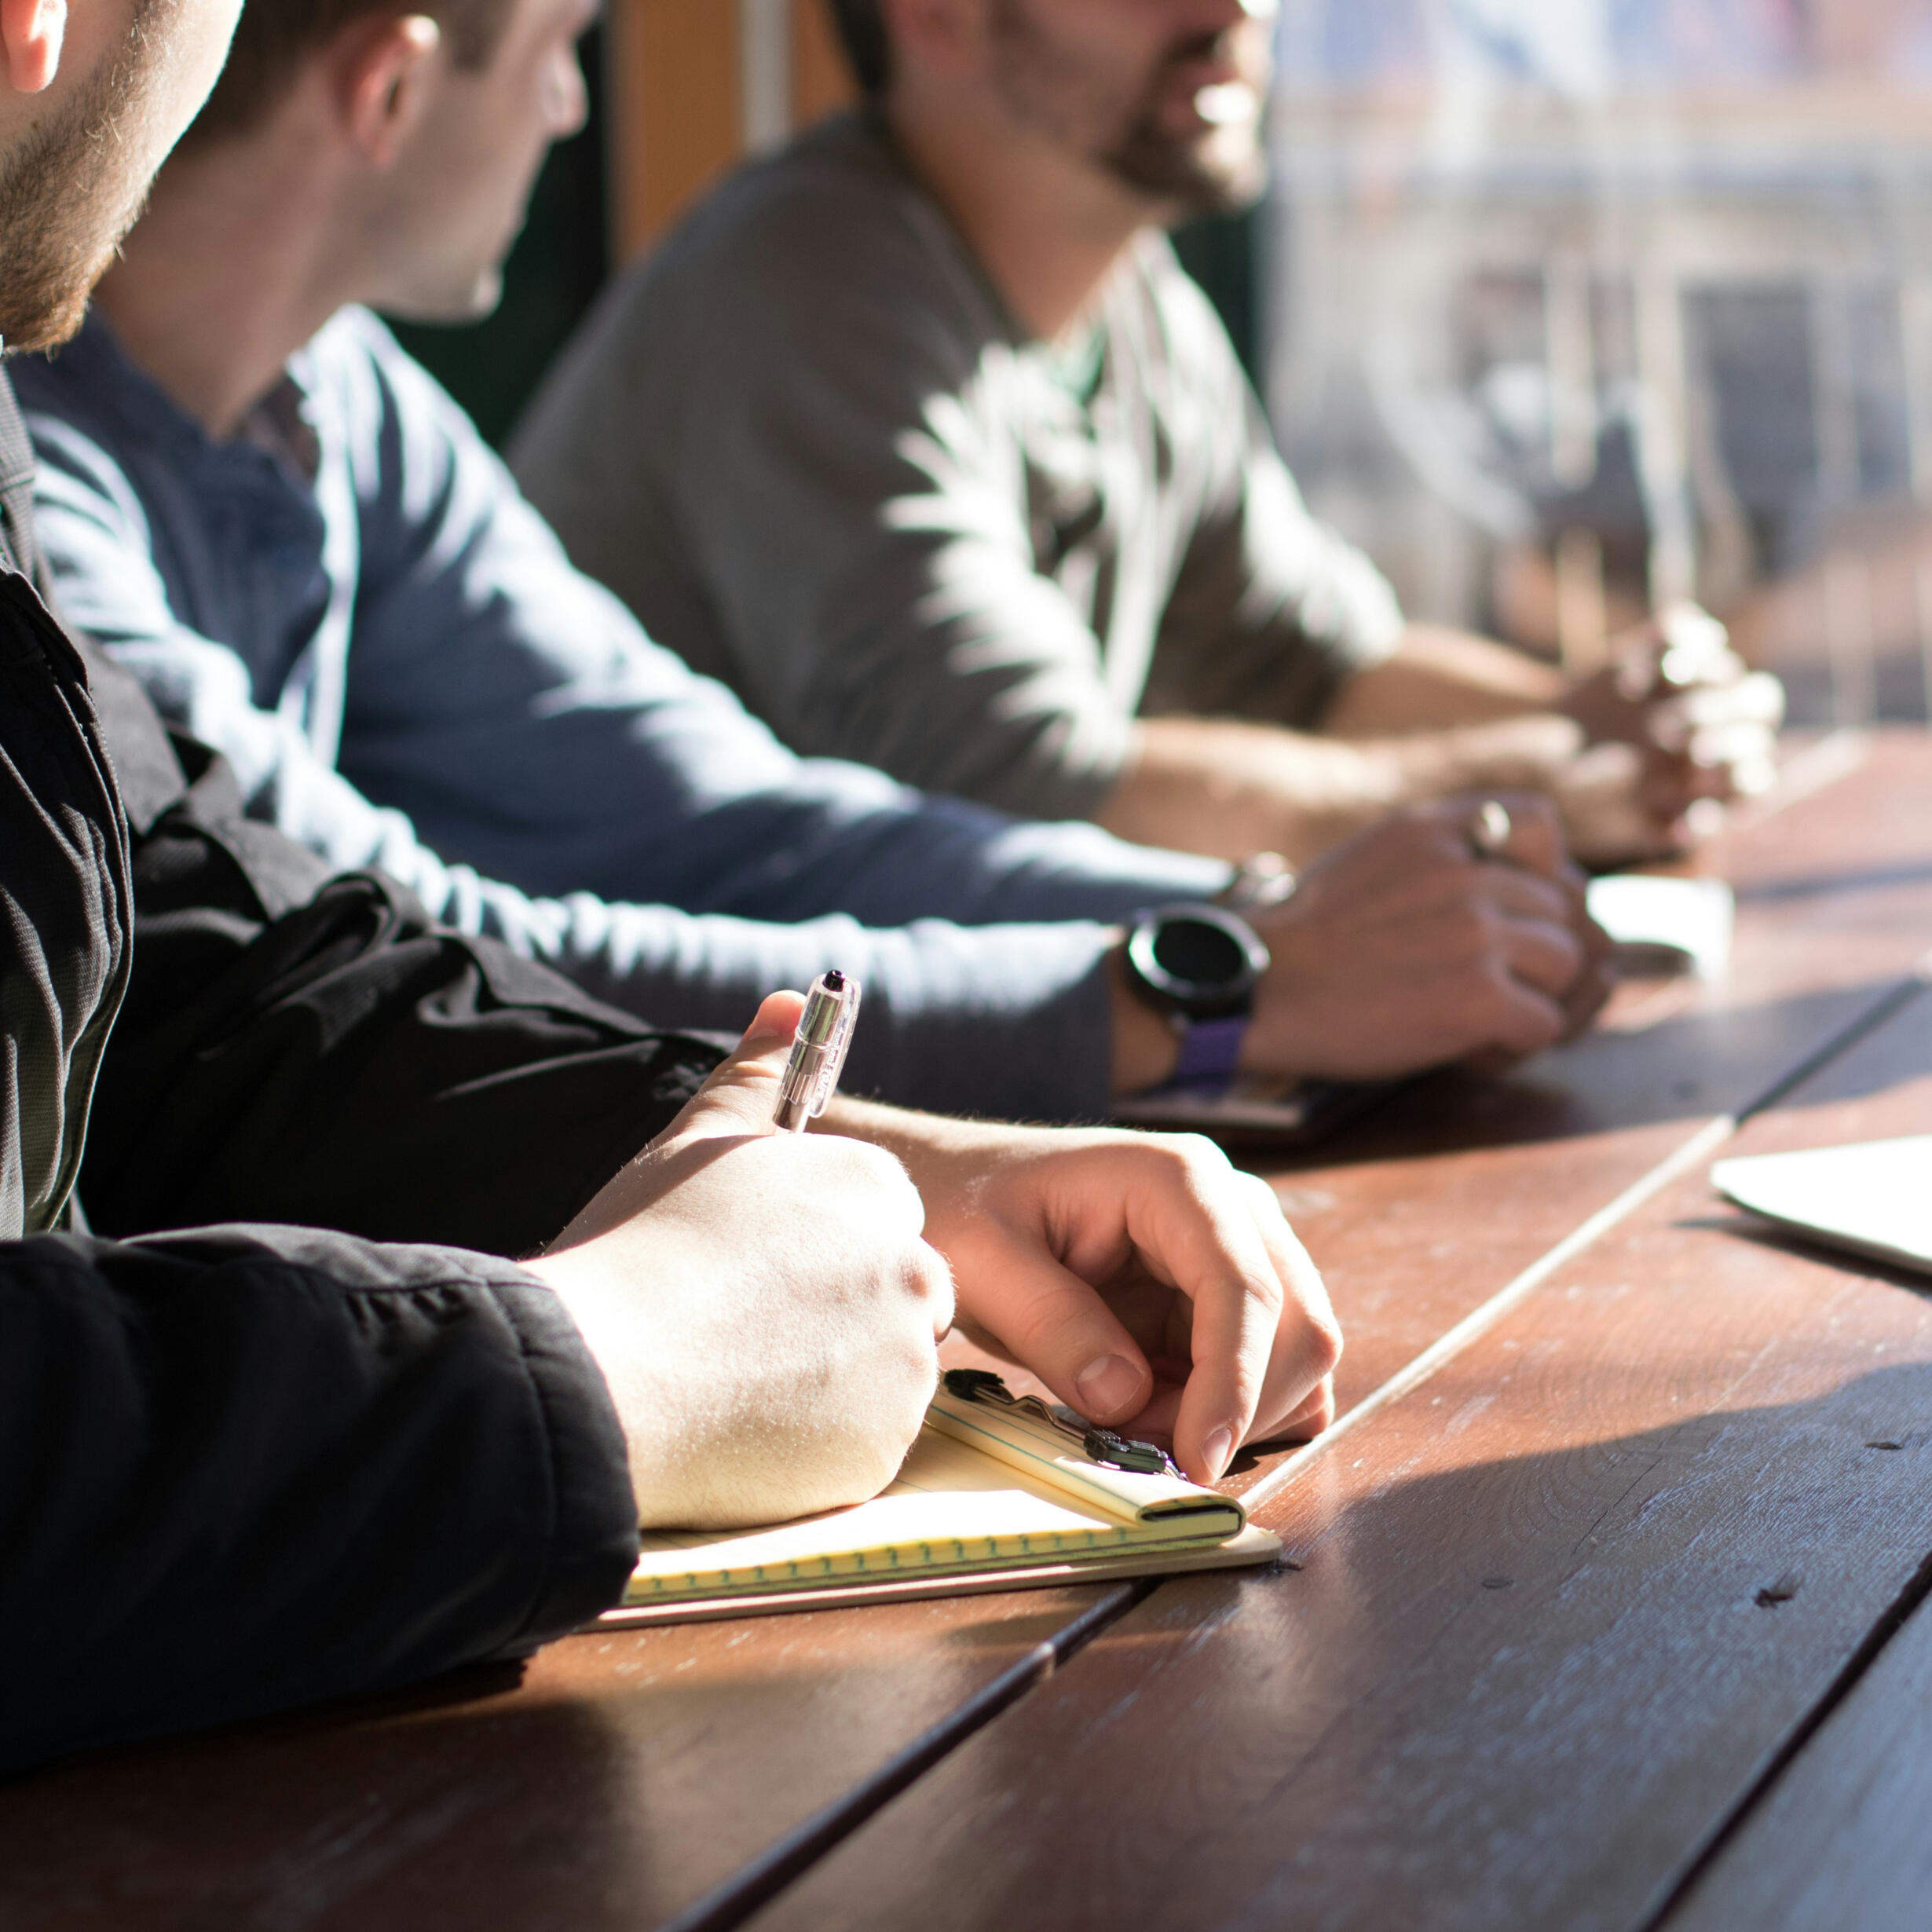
[
  {"left": 0, "top": 0, "right": 66, "bottom": 96},
  {"left": 335, "top": 12, "right": 441, "bottom": 168}
]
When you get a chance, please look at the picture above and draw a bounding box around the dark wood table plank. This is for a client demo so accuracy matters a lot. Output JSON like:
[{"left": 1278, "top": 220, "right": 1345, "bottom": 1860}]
[
  {"left": 744, "top": 973, "right": 1932, "bottom": 1932},
  {"left": 1664, "top": 1559, "right": 1932, "bottom": 1932},
  {"left": 0, "top": 1586, "right": 1136, "bottom": 1932}
]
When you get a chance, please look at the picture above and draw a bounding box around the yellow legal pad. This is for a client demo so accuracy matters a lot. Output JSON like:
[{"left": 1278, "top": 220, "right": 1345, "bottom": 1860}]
[{"left": 596, "top": 1381, "right": 1280, "bottom": 1627}]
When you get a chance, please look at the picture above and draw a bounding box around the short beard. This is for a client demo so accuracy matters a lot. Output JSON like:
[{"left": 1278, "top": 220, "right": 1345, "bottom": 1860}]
[
  {"left": 0, "top": 0, "right": 173, "bottom": 353},
  {"left": 987, "top": 2, "right": 1267, "bottom": 221},
  {"left": 1100, "top": 74, "right": 1268, "bottom": 218}
]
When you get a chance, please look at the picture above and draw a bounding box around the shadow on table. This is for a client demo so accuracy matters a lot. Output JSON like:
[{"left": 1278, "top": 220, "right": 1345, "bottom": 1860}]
[
  {"left": 1290, "top": 975, "right": 1932, "bottom": 1172},
  {"left": 1679, "top": 1213, "right": 1932, "bottom": 1297},
  {"left": 918, "top": 1359, "right": 1932, "bottom": 1932},
  {"left": 0, "top": 1592, "right": 1092, "bottom": 1932},
  {"left": 8, "top": 1348, "right": 1932, "bottom": 1932}
]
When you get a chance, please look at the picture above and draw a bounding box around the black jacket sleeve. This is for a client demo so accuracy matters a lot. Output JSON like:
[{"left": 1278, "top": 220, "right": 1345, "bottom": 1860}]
[
  {"left": 74, "top": 648, "right": 730, "bottom": 1259},
  {"left": 0, "top": 572, "right": 132, "bottom": 1239},
  {"left": 0, "top": 1222, "right": 639, "bottom": 1780},
  {"left": 0, "top": 376, "right": 641, "bottom": 1781}
]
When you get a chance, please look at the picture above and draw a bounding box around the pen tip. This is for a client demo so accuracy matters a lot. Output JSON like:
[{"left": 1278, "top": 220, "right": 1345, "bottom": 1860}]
[{"left": 821, "top": 969, "right": 845, "bottom": 992}]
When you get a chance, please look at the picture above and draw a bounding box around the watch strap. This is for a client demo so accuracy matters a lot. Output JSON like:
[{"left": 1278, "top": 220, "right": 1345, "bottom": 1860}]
[{"left": 1170, "top": 1012, "right": 1250, "bottom": 1092}]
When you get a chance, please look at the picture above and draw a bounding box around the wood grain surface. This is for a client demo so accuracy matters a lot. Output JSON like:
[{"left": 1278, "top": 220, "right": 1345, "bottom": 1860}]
[
  {"left": 0, "top": 1588, "right": 1133, "bottom": 1932},
  {"left": 1664, "top": 1556, "right": 1932, "bottom": 1932},
  {"left": 744, "top": 971, "right": 1932, "bottom": 1931}
]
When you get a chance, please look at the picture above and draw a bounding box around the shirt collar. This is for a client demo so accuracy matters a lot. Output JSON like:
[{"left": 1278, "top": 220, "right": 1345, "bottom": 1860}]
[{"left": 45, "top": 305, "right": 324, "bottom": 488}]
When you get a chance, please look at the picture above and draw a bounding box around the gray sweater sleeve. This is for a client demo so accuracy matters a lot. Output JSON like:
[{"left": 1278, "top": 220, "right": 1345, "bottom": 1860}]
[
  {"left": 1140, "top": 269, "right": 1405, "bottom": 726},
  {"left": 510, "top": 145, "right": 1143, "bottom": 824}
]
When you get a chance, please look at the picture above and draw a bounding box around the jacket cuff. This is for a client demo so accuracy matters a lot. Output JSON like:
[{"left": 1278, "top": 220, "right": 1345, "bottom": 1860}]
[{"left": 488, "top": 1276, "right": 640, "bottom": 1641}]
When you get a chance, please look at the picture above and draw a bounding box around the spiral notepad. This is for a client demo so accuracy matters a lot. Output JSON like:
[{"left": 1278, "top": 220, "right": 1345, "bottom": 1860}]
[{"left": 599, "top": 1381, "right": 1279, "bottom": 1627}]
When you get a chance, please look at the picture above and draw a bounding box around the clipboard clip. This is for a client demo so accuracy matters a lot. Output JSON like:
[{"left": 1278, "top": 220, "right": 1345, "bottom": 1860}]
[{"left": 942, "top": 1368, "right": 1178, "bottom": 1477}]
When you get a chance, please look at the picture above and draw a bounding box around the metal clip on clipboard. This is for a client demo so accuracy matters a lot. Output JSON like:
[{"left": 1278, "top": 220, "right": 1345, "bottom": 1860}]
[{"left": 942, "top": 1368, "right": 1179, "bottom": 1478}]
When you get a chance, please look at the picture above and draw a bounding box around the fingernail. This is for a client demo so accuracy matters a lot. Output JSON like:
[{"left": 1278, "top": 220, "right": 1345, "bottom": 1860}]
[
  {"left": 1075, "top": 1355, "right": 1141, "bottom": 1417},
  {"left": 1203, "top": 1426, "right": 1235, "bottom": 1479}
]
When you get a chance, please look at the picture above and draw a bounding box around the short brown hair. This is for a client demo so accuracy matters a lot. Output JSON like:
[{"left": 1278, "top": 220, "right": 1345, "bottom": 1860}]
[
  {"left": 190, "top": 0, "right": 520, "bottom": 142},
  {"left": 825, "top": 0, "right": 890, "bottom": 97}
]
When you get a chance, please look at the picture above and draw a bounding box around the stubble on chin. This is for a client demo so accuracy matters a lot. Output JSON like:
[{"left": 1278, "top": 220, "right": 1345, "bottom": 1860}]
[
  {"left": 0, "top": 0, "right": 172, "bottom": 353},
  {"left": 1099, "top": 110, "right": 1266, "bottom": 219},
  {"left": 1097, "top": 47, "right": 1270, "bottom": 217},
  {"left": 986, "top": 0, "right": 1268, "bottom": 221}
]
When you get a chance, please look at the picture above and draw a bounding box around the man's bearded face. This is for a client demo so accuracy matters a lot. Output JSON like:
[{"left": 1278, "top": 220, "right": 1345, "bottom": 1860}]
[
  {"left": 986, "top": 0, "right": 1272, "bottom": 216},
  {"left": 0, "top": 0, "right": 182, "bottom": 352}
]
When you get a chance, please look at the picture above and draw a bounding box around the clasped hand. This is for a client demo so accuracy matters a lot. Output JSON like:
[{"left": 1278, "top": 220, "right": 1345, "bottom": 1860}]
[{"left": 1560, "top": 607, "right": 1785, "bottom": 864}]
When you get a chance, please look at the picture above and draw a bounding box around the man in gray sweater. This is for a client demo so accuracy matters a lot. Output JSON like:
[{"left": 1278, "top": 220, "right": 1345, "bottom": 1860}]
[{"left": 513, "top": 0, "right": 1783, "bottom": 873}]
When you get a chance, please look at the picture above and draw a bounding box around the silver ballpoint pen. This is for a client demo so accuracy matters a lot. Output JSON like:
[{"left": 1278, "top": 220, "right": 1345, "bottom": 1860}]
[{"left": 772, "top": 970, "right": 862, "bottom": 1132}]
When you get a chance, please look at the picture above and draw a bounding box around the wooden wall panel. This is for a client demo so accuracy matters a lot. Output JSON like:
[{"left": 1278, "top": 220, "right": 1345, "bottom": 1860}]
[
  {"left": 793, "top": 0, "right": 860, "bottom": 126},
  {"left": 606, "top": 1, "right": 857, "bottom": 268},
  {"left": 606, "top": 1, "right": 744, "bottom": 265}
]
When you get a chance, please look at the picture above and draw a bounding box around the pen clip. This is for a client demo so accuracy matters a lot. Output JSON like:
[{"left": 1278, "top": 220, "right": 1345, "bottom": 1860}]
[
  {"left": 774, "top": 970, "right": 862, "bottom": 1131},
  {"left": 805, "top": 976, "right": 858, "bottom": 1117}
]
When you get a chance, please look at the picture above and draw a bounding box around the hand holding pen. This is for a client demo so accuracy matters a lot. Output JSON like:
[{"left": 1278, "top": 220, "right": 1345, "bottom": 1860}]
[{"left": 532, "top": 979, "right": 950, "bottom": 1526}]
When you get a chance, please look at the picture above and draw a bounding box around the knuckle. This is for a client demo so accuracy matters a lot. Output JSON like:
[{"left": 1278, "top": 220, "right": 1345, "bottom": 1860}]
[
  {"left": 1239, "top": 1170, "right": 1287, "bottom": 1220},
  {"left": 1170, "top": 1131, "right": 1231, "bottom": 1181},
  {"left": 1443, "top": 900, "right": 1492, "bottom": 958},
  {"left": 1144, "top": 1130, "right": 1233, "bottom": 1198},
  {"left": 910, "top": 1245, "right": 957, "bottom": 1329},
  {"left": 826, "top": 1137, "right": 925, "bottom": 1213},
  {"left": 1307, "top": 1307, "right": 1345, "bottom": 1377},
  {"left": 1246, "top": 1266, "right": 1286, "bottom": 1321}
]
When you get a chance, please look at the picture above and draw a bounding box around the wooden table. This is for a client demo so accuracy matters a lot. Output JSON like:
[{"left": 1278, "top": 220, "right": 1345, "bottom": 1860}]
[{"left": 9, "top": 730, "right": 1932, "bottom": 1932}]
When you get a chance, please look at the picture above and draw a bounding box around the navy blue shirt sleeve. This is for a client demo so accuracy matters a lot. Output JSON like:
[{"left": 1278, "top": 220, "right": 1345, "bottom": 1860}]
[{"left": 20, "top": 317, "right": 1229, "bottom": 1122}]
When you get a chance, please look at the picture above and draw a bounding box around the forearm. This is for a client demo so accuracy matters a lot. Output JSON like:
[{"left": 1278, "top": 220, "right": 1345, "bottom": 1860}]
[
  {"left": 1321, "top": 625, "right": 1569, "bottom": 736},
  {"left": 0, "top": 1228, "right": 635, "bottom": 1776},
  {"left": 1096, "top": 706, "right": 1586, "bottom": 867},
  {"left": 803, "top": 935, "right": 1174, "bottom": 1120},
  {"left": 1095, "top": 715, "right": 1406, "bottom": 865}
]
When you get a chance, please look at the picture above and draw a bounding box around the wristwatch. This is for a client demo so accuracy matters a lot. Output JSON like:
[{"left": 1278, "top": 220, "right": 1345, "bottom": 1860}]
[{"left": 1122, "top": 902, "right": 1272, "bottom": 1091}]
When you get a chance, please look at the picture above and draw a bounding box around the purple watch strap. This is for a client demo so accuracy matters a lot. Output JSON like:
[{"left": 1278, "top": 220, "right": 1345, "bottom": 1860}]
[{"left": 1170, "top": 1013, "right": 1250, "bottom": 1093}]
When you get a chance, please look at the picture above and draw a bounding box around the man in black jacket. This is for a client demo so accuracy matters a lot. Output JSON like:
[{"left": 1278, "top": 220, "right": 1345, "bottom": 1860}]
[{"left": 0, "top": 0, "right": 1341, "bottom": 1780}]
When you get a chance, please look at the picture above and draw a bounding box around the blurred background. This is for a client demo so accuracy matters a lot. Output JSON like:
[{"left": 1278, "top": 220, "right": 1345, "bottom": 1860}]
[{"left": 404, "top": 0, "right": 1932, "bottom": 730}]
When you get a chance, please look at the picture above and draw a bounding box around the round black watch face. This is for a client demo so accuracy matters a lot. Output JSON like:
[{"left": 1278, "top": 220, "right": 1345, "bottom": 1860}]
[
  {"left": 1126, "top": 904, "right": 1270, "bottom": 1017},
  {"left": 1151, "top": 916, "right": 1248, "bottom": 986}
]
